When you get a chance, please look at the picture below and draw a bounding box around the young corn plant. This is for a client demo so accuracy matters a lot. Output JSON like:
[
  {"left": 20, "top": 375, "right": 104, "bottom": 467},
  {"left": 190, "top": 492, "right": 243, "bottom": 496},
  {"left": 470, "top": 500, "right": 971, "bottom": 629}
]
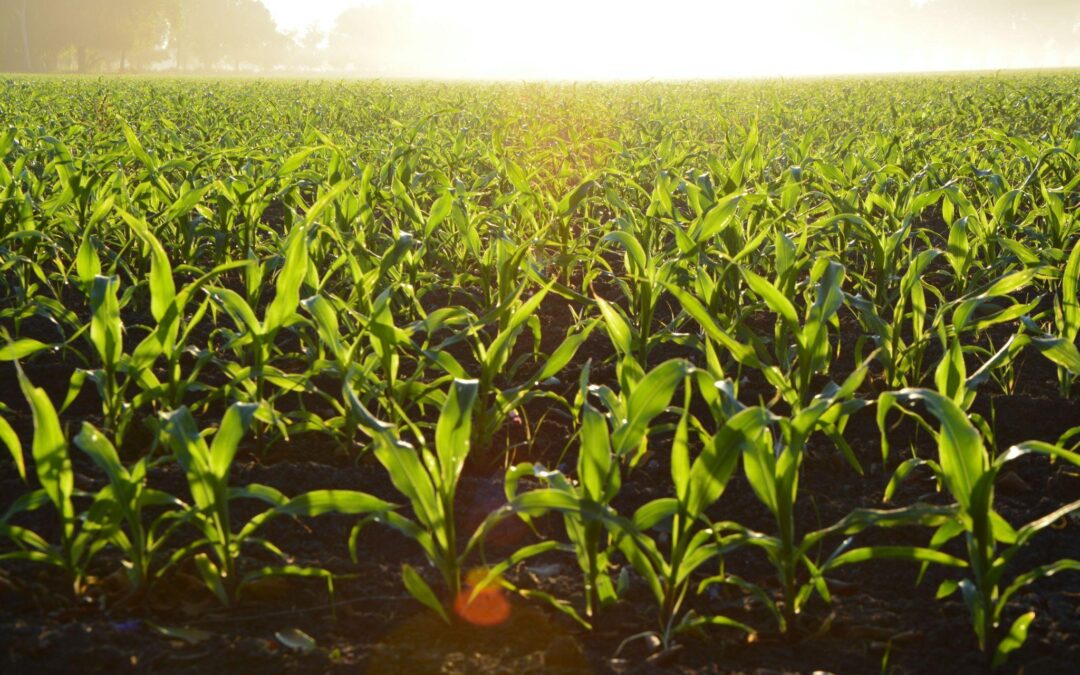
[
  {"left": 354, "top": 378, "right": 482, "bottom": 620},
  {"left": 205, "top": 223, "right": 307, "bottom": 407},
  {"left": 587, "top": 357, "right": 692, "bottom": 466},
  {"left": 86, "top": 274, "right": 129, "bottom": 437},
  {"left": 708, "top": 363, "right": 873, "bottom": 631},
  {"left": 875, "top": 389, "right": 1080, "bottom": 666},
  {"left": 741, "top": 258, "right": 848, "bottom": 409},
  {"left": 609, "top": 401, "right": 768, "bottom": 651},
  {"left": 1022, "top": 238, "right": 1080, "bottom": 396},
  {"left": 63, "top": 211, "right": 251, "bottom": 438},
  {"left": 206, "top": 180, "right": 351, "bottom": 407},
  {"left": 503, "top": 399, "right": 621, "bottom": 620},
  {"left": 493, "top": 379, "right": 768, "bottom": 647},
  {"left": 72, "top": 423, "right": 188, "bottom": 596},
  {"left": 599, "top": 226, "right": 678, "bottom": 366},
  {"left": 0, "top": 366, "right": 114, "bottom": 595},
  {"left": 847, "top": 248, "right": 941, "bottom": 388},
  {"left": 304, "top": 287, "right": 428, "bottom": 438},
  {"left": 428, "top": 283, "right": 597, "bottom": 454},
  {"left": 162, "top": 403, "right": 392, "bottom": 605},
  {"left": 500, "top": 358, "right": 699, "bottom": 623},
  {"left": 117, "top": 210, "right": 251, "bottom": 415},
  {"left": 359, "top": 376, "right": 568, "bottom": 623}
]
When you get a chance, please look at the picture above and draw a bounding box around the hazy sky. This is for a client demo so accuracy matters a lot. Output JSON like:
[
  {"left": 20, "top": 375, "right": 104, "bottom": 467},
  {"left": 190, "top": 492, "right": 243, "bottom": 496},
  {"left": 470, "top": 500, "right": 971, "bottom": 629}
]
[
  {"left": 263, "top": 0, "right": 360, "bottom": 31},
  {"left": 262, "top": 0, "right": 1080, "bottom": 79}
]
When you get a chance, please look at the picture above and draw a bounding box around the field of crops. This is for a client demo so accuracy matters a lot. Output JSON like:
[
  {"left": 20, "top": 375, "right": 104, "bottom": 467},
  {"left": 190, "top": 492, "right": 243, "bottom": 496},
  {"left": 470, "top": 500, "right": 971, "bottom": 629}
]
[{"left": 1, "top": 73, "right": 1079, "bottom": 673}]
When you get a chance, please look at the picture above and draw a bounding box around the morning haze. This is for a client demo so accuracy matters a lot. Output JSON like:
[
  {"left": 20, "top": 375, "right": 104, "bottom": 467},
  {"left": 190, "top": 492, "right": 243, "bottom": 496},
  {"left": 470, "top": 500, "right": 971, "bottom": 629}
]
[{"left": 1, "top": 0, "right": 1078, "bottom": 79}]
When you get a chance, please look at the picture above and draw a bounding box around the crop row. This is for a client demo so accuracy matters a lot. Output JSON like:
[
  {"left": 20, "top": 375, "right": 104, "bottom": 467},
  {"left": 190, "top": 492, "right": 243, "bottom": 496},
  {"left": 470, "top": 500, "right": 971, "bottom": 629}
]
[{"left": 1, "top": 75, "right": 1079, "bottom": 667}]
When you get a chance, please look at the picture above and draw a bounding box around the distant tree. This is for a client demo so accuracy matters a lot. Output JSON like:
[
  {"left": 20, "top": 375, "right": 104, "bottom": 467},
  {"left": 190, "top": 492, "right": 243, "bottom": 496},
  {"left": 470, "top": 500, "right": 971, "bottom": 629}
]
[
  {"left": 65, "top": 0, "right": 170, "bottom": 72},
  {"left": 168, "top": 0, "right": 288, "bottom": 72},
  {"left": 328, "top": 1, "right": 421, "bottom": 75},
  {"left": 220, "top": 0, "right": 288, "bottom": 71},
  {"left": 0, "top": 0, "right": 74, "bottom": 72},
  {"left": 295, "top": 23, "right": 327, "bottom": 71},
  {"left": 167, "top": 0, "right": 220, "bottom": 70},
  {"left": 7, "top": 0, "right": 31, "bottom": 71}
]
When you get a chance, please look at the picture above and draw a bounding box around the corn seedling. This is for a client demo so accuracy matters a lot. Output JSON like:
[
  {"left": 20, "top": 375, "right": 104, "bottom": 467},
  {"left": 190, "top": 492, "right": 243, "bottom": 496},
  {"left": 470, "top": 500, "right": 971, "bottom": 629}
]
[{"left": 875, "top": 389, "right": 1080, "bottom": 666}]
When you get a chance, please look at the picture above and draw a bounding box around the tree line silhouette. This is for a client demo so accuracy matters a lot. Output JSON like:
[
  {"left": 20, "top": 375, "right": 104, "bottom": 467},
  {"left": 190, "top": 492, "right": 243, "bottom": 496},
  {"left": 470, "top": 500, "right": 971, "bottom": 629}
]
[{"left": 0, "top": 0, "right": 305, "bottom": 73}]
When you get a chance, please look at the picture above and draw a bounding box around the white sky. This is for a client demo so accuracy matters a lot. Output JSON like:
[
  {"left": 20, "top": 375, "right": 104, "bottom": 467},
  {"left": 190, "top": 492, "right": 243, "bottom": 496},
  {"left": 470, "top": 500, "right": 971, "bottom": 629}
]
[
  {"left": 261, "top": 0, "right": 1080, "bottom": 79},
  {"left": 262, "top": 0, "right": 362, "bottom": 32}
]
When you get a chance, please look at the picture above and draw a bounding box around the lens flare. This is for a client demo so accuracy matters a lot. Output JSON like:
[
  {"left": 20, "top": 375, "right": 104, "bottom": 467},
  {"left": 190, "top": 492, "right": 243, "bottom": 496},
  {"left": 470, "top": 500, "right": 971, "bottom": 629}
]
[{"left": 453, "top": 568, "right": 511, "bottom": 627}]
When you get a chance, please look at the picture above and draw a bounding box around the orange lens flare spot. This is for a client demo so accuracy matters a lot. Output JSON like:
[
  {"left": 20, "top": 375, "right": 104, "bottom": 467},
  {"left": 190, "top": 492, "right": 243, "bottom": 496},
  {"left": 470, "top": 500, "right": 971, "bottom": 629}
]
[{"left": 453, "top": 569, "right": 511, "bottom": 627}]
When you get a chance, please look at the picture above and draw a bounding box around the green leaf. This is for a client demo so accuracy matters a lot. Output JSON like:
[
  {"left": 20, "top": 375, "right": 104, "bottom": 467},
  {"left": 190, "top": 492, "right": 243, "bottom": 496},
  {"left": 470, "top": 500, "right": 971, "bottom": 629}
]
[
  {"left": 304, "top": 178, "right": 354, "bottom": 226},
  {"left": 121, "top": 121, "right": 156, "bottom": 171},
  {"left": 193, "top": 553, "right": 229, "bottom": 606},
  {"left": 686, "top": 407, "right": 769, "bottom": 519},
  {"left": 89, "top": 275, "right": 123, "bottom": 369},
  {"left": 1000, "top": 442, "right": 1080, "bottom": 470},
  {"left": 824, "top": 545, "right": 968, "bottom": 571},
  {"left": 533, "top": 320, "right": 598, "bottom": 383},
  {"left": 75, "top": 233, "right": 101, "bottom": 287},
  {"left": 936, "top": 578, "right": 959, "bottom": 599},
  {"left": 301, "top": 294, "right": 345, "bottom": 361},
  {"left": 119, "top": 210, "right": 175, "bottom": 323},
  {"left": 611, "top": 359, "right": 688, "bottom": 458},
  {"left": 402, "top": 564, "right": 449, "bottom": 623},
  {"left": 518, "top": 588, "right": 592, "bottom": 629},
  {"left": 946, "top": 217, "right": 969, "bottom": 278},
  {"left": 467, "top": 541, "right": 561, "bottom": 598},
  {"left": 677, "top": 613, "right": 755, "bottom": 635},
  {"left": 163, "top": 185, "right": 212, "bottom": 222},
  {"left": 425, "top": 192, "right": 454, "bottom": 237},
  {"left": 264, "top": 224, "right": 309, "bottom": 335},
  {"left": 278, "top": 146, "right": 323, "bottom": 176},
  {"left": 892, "top": 389, "right": 987, "bottom": 509},
  {"left": 74, "top": 424, "right": 126, "bottom": 487},
  {"left": 1062, "top": 238, "right": 1080, "bottom": 337},
  {"left": 206, "top": 286, "right": 261, "bottom": 335},
  {"left": 741, "top": 423, "right": 778, "bottom": 516},
  {"left": 997, "top": 559, "right": 1080, "bottom": 615},
  {"left": 161, "top": 407, "right": 214, "bottom": 512},
  {"left": 632, "top": 498, "right": 679, "bottom": 530},
  {"left": 372, "top": 436, "right": 440, "bottom": 534},
  {"left": 0, "top": 338, "right": 49, "bottom": 361},
  {"left": 579, "top": 404, "right": 616, "bottom": 502},
  {"left": 596, "top": 296, "right": 632, "bottom": 356},
  {"left": 602, "top": 230, "right": 647, "bottom": 273},
  {"left": 209, "top": 403, "right": 258, "bottom": 480},
  {"left": 435, "top": 378, "right": 478, "bottom": 487},
  {"left": 16, "top": 366, "right": 73, "bottom": 536},
  {"left": 666, "top": 284, "right": 760, "bottom": 367},
  {"left": 977, "top": 267, "right": 1041, "bottom": 300},
  {"left": 283, "top": 490, "right": 395, "bottom": 518},
  {"left": 486, "top": 286, "right": 550, "bottom": 368},
  {"left": 0, "top": 415, "right": 26, "bottom": 482},
  {"left": 992, "top": 611, "right": 1035, "bottom": 668},
  {"left": 934, "top": 340, "right": 966, "bottom": 403},
  {"left": 883, "top": 458, "right": 933, "bottom": 503},
  {"left": 693, "top": 192, "right": 743, "bottom": 242},
  {"left": 1030, "top": 335, "right": 1080, "bottom": 375},
  {"left": 0, "top": 126, "right": 15, "bottom": 157},
  {"left": 670, "top": 403, "right": 691, "bottom": 502},
  {"left": 557, "top": 180, "right": 594, "bottom": 217},
  {"left": 742, "top": 269, "right": 799, "bottom": 327}
]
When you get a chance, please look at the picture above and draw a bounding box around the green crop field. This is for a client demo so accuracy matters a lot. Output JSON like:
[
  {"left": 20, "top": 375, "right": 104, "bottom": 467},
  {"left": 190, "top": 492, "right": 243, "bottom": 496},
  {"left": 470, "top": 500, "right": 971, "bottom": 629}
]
[{"left": 1, "top": 73, "right": 1079, "bottom": 672}]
